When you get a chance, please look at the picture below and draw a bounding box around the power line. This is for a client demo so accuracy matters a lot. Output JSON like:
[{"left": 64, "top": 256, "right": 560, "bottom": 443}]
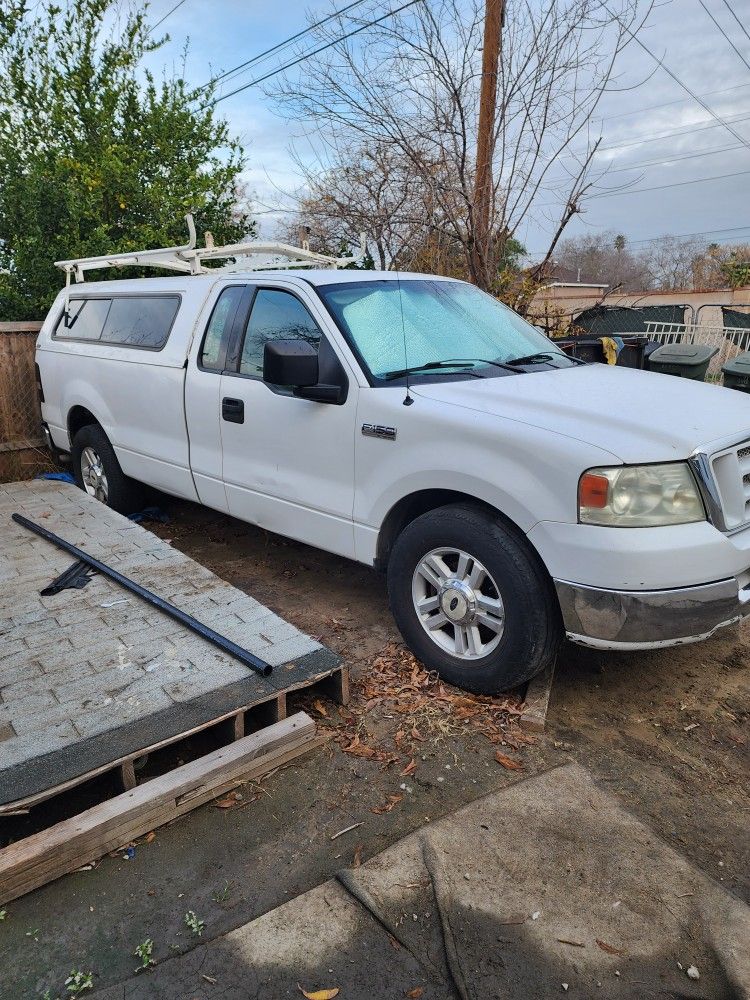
[
  {"left": 720, "top": 0, "right": 750, "bottom": 44},
  {"left": 150, "top": 0, "right": 188, "bottom": 33},
  {"left": 697, "top": 0, "right": 750, "bottom": 73},
  {"left": 203, "top": 0, "right": 372, "bottom": 92},
  {"left": 524, "top": 225, "right": 750, "bottom": 257},
  {"left": 601, "top": 1, "right": 750, "bottom": 150},
  {"left": 595, "top": 111, "right": 750, "bottom": 153},
  {"left": 626, "top": 225, "right": 750, "bottom": 247},
  {"left": 590, "top": 167, "right": 750, "bottom": 199},
  {"left": 208, "top": 0, "right": 424, "bottom": 106},
  {"left": 600, "top": 141, "right": 747, "bottom": 174},
  {"left": 594, "top": 82, "right": 750, "bottom": 123}
]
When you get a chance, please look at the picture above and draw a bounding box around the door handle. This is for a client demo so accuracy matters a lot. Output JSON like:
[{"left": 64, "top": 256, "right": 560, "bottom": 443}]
[{"left": 222, "top": 397, "right": 244, "bottom": 423}]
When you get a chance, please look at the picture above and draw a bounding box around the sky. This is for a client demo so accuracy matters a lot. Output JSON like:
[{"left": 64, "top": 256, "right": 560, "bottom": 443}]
[{"left": 140, "top": 0, "right": 750, "bottom": 259}]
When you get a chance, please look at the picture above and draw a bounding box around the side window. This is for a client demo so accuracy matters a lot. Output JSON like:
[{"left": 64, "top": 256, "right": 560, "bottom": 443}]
[
  {"left": 200, "top": 286, "right": 244, "bottom": 371},
  {"left": 54, "top": 298, "right": 111, "bottom": 341},
  {"left": 100, "top": 296, "right": 180, "bottom": 349},
  {"left": 239, "top": 289, "right": 321, "bottom": 378}
]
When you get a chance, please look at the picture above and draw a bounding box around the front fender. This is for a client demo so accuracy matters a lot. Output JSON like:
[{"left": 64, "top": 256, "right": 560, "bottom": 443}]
[{"left": 352, "top": 388, "right": 621, "bottom": 566}]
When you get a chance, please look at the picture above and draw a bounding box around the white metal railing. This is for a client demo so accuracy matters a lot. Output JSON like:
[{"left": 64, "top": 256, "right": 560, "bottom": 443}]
[{"left": 630, "top": 322, "right": 750, "bottom": 378}]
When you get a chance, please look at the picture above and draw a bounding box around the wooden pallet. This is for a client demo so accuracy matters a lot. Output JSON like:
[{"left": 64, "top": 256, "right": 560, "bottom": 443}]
[
  {"left": 0, "top": 663, "right": 348, "bottom": 817},
  {"left": 0, "top": 712, "right": 322, "bottom": 905}
]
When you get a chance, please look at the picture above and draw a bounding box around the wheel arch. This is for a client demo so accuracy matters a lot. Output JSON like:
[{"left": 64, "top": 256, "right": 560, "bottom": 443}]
[
  {"left": 375, "top": 489, "right": 548, "bottom": 576},
  {"left": 67, "top": 405, "right": 102, "bottom": 443}
]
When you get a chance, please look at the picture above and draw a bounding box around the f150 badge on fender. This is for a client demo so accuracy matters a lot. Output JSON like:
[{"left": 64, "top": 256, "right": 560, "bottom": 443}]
[{"left": 362, "top": 423, "right": 397, "bottom": 441}]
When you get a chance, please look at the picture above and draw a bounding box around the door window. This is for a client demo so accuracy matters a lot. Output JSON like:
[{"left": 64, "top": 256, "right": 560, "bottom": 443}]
[
  {"left": 200, "top": 285, "right": 245, "bottom": 371},
  {"left": 239, "top": 289, "right": 321, "bottom": 378}
]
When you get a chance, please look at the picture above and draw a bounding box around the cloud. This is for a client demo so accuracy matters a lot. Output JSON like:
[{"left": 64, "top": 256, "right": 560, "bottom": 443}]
[{"left": 144, "top": 0, "right": 750, "bottom": 248}]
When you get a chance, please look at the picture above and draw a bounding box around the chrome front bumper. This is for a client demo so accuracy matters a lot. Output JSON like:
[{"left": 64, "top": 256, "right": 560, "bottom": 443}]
[{"left": 555, "top": 576, "right": 750, "bottom": 650}]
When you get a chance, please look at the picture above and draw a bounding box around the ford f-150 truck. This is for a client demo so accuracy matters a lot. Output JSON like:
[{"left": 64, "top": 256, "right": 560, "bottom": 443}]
[{"left": 36, "top": 241, "right": 750, "bottom": 692}]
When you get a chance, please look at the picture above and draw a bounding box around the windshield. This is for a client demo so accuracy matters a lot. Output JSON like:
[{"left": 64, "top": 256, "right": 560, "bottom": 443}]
[{"left": 317, "top": 278, "right": 573, "bottom": 381}]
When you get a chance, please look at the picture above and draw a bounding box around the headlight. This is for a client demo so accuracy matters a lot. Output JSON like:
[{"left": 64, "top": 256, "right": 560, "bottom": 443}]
[{"left": 578, "top": 463, "right": 705, "bottom": 527}]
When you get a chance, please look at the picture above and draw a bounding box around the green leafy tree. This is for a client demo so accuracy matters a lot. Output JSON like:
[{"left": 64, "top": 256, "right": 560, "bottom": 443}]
[
  {"left": 720, "top": 249, "right": 750, "bottom": 290},
  {"left": 0, "top": 0, "right": 253, "bottom": 319}
]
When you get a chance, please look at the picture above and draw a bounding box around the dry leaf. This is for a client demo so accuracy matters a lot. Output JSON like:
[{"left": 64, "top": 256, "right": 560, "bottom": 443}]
[
  {"left": 401, "top": 759, "right": 417, "bottom": 777},
  {"left": 214, "top": 792, "right": 241, "bottom": 809},
  {"left": 406, "top": 989, "right": 424, "bottom": 998},
  {"left": 313, "top": 699, "right": 329, "bottom": 718},
  {"left": 371, "top": 793, "right": 403, "bottom": 815},
  {"left": 494, "top": 751, "right": 523, "bottom": 770},
  {"left": 298, "top": 987, "right": 340, "bottom": 1000},
  {"left": 144, "top": 831, "right": 156, "bottom": 844},
  {"left": 388, "top": 935, "right": 402, "bottom": 950},
  {"left": 353, "top": 844, "right": 363, "bottom": 868},
  {"left": 596, "top": 938, "right": 625, "bottom": 956}
]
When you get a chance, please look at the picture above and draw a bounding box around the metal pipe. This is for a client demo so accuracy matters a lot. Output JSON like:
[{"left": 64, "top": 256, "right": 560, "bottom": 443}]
[{"left": 12, "top": 512, "right": 273, "bottom": 678}]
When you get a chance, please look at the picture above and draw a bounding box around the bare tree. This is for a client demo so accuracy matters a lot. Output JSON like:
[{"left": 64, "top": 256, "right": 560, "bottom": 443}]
[
  {"left": 642, "top": 235, "right": 708, "bottom": 291},
  {"left": 272, "top": 0, "right": 651, "bottom": 290},
  {"left": 553, "top": 231, "right": 653, "bottom": 290},
  {"left": 280, "top": 142, "right": 434, "bottom": 269}
]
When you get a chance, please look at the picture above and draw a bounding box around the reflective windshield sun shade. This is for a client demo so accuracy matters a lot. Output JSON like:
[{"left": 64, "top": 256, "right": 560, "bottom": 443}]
[{"left": 317, "top": 279, "right": 570, "bottom": 380}]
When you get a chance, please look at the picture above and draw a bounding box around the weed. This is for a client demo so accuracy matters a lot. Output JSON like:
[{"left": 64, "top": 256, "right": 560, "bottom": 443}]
[
  {"left": 64, "top": 970, "right": 93, "bottom": 994},
  {"left": 134, "top": 938, "right": 155, "bottom": 971},
  {"left": 212, "top": 879, "right": 232, "bottom": 903},
  {"left": 184, "top": 911, "right": 205, "bottom": 937}
]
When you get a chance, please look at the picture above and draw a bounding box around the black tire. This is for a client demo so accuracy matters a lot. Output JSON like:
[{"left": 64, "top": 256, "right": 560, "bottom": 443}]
[
  {"left": 71, "top": 424, "right": 146, "bottom": 515},
  {"left": 387, "top": 503, "right": 561, "bottom": 693}
]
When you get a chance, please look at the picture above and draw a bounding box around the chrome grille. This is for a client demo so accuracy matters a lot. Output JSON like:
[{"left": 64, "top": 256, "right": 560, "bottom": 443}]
[{"left": 709, "top": 438, "right": 750, "bottom": 530}]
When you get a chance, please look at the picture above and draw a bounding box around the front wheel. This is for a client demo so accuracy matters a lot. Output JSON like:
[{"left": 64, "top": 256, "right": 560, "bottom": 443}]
[{"left": 387, "top": 503, "right": 561, "bottom": 693}]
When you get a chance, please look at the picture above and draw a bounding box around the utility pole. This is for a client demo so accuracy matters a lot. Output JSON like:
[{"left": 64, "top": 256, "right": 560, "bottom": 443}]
[{"left": 472, "top": 0, "right": 503, "bottom": 290}]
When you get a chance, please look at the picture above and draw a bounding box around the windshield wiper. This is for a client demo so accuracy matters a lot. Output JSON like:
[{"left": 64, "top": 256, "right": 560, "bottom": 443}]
[
  {"left": 382, "top": 358, "right": 516, "bottom": 380},
  {"left": 504, "top": 352, "right": 559, "bottom": 366},
  {"left": 504, "top": 351, "right": 584, "bottom": 367}
]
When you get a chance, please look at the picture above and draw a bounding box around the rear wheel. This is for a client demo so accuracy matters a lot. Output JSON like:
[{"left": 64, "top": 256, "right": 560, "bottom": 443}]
[
  {"left": 72, "top": 424, "right": 145, "bottom": 515},
  {"left": 387, "top": 503, "right": 561, "bottom": 693}
]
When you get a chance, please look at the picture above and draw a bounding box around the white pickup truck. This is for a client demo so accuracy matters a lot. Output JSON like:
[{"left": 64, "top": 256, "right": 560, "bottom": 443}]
[{"left": 36, "top": 248, "right": 750, "bottom": 692}]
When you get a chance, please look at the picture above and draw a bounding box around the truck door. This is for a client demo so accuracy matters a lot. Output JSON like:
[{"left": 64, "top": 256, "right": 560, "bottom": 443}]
[
  {"left": 218, "top": 283, "right": 357, "bottom": 559},
  {"left": 185, "top": 283, "right": 246, "bottom": 512}
]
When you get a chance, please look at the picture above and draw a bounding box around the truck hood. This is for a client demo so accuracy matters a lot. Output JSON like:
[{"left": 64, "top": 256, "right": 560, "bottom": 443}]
[{"left": 411, "top": 363, "right": 750, "bottom": 464}]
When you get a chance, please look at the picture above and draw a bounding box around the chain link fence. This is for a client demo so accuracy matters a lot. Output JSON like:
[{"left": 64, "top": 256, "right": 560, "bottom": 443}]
[{"left": 0, "top": 323, "right": 58, "bottom": 483}]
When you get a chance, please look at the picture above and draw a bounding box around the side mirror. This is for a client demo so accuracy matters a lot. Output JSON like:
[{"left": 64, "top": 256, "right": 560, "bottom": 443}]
[{"left": 263, "top": 340, "right": 318, "bottom": 387}]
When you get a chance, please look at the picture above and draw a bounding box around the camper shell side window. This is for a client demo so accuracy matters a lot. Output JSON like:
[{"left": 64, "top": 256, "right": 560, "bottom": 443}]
[{"left": 53, "top": 294, "right": 181, "bottom": 351}]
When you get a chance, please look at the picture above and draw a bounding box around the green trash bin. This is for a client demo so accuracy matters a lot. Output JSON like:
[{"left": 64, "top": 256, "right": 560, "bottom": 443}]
[
  {"left": 722, "top": 351, "right": 750, "bottom": 392},
  {"left": 647, "top": 343, "right": 718, "bottom": 381}
]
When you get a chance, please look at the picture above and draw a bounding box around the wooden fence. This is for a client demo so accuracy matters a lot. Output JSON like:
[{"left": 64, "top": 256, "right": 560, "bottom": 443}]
[{"left": 0, "top": 322, "right": 54, "bottom": 482}]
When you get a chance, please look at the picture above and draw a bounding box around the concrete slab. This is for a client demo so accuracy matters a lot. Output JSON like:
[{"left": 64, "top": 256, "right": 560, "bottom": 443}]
[
  {"left": 0, "top": 481, "right": 338, "bottom": 807},
  {"left": 93, "top": 764, "right": 749, "bottom": 1000}
]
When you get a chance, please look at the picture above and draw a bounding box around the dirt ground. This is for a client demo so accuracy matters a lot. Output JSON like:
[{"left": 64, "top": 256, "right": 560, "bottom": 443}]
[{"left": 2, "top": 498, "right": 748, "bottom": 999}]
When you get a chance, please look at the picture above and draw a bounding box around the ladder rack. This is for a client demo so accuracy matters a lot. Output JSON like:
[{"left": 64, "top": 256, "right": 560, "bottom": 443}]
[{"left": 55, "top": 215, "right": 365, "bottom": 283}]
